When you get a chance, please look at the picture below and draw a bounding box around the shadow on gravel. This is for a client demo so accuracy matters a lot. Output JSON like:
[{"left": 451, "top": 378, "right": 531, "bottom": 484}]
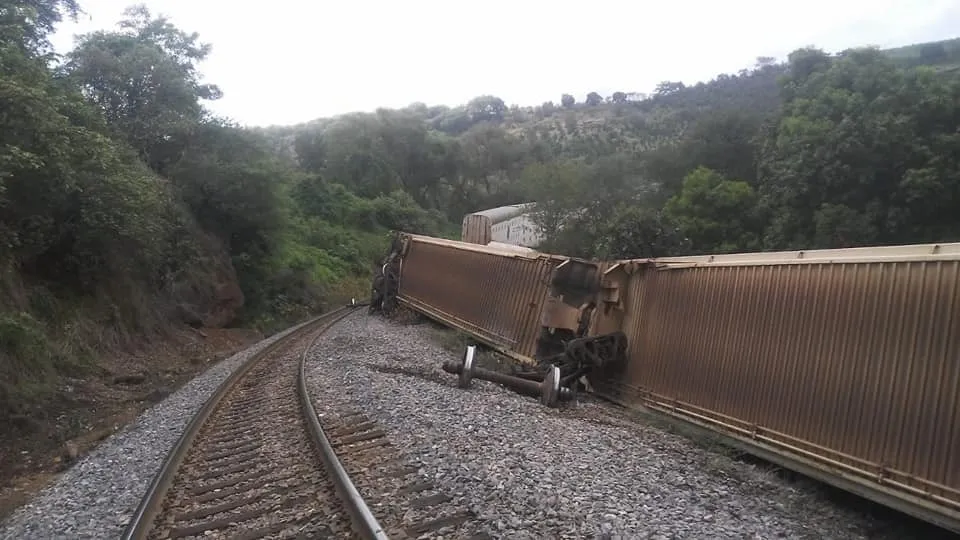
[
  {"left": 606, "top": 403, "right": 960, "bottom": 540},
  {"left": 755, "top": 466, "right": 960, "bottom": 540}
]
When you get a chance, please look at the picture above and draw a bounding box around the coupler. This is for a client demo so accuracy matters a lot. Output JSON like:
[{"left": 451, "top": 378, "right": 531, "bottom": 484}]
[{"left": 442, "top": 346, "right": 573, "bottom": 408}]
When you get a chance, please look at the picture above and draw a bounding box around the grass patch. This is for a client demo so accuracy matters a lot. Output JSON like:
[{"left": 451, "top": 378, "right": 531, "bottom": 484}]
[
  {"left": 0, "top": 311, "right": 68, "bottom": 412},
  {"left": 431, "top": 325, "right": 474, "bottom": 353}
]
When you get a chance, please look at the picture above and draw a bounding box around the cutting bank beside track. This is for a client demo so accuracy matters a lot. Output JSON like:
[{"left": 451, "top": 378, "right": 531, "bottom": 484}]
[{"left": 121, "top": 306, "right": 387, "bottom": 540}]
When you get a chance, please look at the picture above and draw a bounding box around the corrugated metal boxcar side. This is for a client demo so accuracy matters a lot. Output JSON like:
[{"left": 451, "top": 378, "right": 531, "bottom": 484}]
[
  {"left": 397, "top": 234, "right": 559, "bottom": 363},
  {"left": 591, "top": 243, "right": 960, "bottom": 532}
]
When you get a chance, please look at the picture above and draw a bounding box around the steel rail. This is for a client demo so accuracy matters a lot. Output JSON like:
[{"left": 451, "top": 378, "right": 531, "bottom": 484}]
[
  {"left": 298, "top": 311, "right": 390, "bottom": 540},
  {"left": 120, "top": 306, "right": 354, "bottom": 540}
]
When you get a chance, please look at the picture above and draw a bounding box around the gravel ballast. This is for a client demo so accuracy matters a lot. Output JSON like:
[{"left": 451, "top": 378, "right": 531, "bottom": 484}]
[
  {"left": 306, "top": 312, "right": 938, "bottom": 540},
  {"left": 0, "top": 318, "right": 318, "bottom": 540}
]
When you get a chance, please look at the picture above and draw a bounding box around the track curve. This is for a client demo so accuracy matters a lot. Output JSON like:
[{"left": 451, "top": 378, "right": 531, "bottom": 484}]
[{"left": 121, "top": 306, "right": 385, "bottom": 540}]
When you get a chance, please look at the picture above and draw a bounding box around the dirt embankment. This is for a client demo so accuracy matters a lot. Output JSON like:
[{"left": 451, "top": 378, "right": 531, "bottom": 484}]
[{"left": 0, "top": 324, "right": 262, "bottom": 520}]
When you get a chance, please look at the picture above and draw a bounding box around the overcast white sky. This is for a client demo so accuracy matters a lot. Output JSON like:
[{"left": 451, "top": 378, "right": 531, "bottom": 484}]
[{"left": 50, "top": 0, "right": 960, "bottom": 127}]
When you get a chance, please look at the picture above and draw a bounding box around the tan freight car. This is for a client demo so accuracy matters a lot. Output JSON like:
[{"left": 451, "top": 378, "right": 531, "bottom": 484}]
[
  {"left": 390, "top": 234, "right": 562, "bottom": 363},
  {"left": 589, "top": 242, "right": 960, "bottom": 534}
]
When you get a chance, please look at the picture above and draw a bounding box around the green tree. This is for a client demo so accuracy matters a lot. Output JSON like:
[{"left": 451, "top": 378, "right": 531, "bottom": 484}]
[
  {"left": 759, "top": 47, "right": 960, "bottom": 249},
  {"left": 167, "top": 121, "right": 284, "bottom": 259},
  {"left": 655, "top": 81, "right": 685, "bottom": 96},
  {"left": 310, "top": 113, "right": 402, "bottom": 197},
  {"left": 755, "top": 56, "right": 777, "bottom": 69},
  {"left": 918, "top": 43, "right": 947, "bottom": 64},
  {"left": 664, "top": 166, "right": 760, "bottom": 253},
  {"left": 643, "top": 108, "right": 764, "bottom": 200},
  {"left": 0, "top": 5, "right": 176, "bottom": 289},
  {"left": 594, "top": 206, "right": 689, "bottom": 259},
  {"left": 62, "top": 5, "right": 222, "bottom": 172},
  {"left": 466, "top": 95, "right": 507, "bottom": 122},
  {"left": 1, "top": 0, "right": 79, "bottom": 53},
  {"left": 520, "top": 155, "right": 660, "bottom": 257},
  {"left": 519, "top": 160, "right": 588, "bottom": 240}
]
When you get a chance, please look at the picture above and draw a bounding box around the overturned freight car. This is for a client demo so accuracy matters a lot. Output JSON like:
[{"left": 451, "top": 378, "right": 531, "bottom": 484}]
[
  {"left": 588, "top": 243, "right": 960, "bottom": 535},
  {"left": 373, "top": 233, "right": 571, "bottom": 364}
]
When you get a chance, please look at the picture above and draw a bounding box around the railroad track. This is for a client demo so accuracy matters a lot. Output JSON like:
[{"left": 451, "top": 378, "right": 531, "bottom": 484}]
[
  {"left": 310, "top": 408, "right": 489, "bottom": 539},
  {"left": 121, "top": 306, "right": 385, "bottom": 540}
]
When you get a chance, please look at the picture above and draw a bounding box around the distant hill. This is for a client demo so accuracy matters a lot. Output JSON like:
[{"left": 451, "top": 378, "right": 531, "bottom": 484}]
[
  {"left": 882, "top": 37, "right": 960, "bottom": 72},
  {"left": 258, "top": 37, "right": 959, "bottom": 169},
  {"left": 484, "top": 36, "right": 960, "bottom": 156}
]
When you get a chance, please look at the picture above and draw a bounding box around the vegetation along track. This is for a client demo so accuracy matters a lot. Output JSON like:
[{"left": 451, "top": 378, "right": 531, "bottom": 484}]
[{"left": 121, "top": 306, "right": 387, "bottom": 540}]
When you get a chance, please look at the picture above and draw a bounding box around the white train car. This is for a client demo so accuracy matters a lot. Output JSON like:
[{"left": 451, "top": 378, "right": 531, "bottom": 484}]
[{"left": 461, "top": 203, "right": 543, "bottom": 248}]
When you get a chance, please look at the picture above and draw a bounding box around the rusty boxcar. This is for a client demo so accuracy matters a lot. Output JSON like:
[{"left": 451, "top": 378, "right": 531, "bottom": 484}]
[
  {"left": 384, "top": 233, "right": 563, "bottom": 364},
  {"left": 588, "top": 243, "right": 960, "bottom": 533}
]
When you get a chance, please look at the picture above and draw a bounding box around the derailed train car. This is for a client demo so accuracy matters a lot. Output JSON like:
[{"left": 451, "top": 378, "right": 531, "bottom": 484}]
[
  {"left": 589, "top": 244, "right": 960, "bottom": 534},
  {"left": 372, "top": 233, "right": 578, "bottom": 365},
  {"left": 371, "top": 232, "right": 960, "bottom": 534}
]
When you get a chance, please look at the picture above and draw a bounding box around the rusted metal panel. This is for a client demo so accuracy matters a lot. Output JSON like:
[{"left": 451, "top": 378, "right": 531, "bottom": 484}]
[
  {"left": 397, "top": 234, "right": 559, "bottom": 363},
  {"left": 486, "top": 242, "right": 538, "bottom": 255},
  {"left": 591, "top": 244, "right": 960, "bottom": 530}
]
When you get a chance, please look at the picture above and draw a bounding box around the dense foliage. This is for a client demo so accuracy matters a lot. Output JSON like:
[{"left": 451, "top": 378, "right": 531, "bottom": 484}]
[
  {"left": 0, "top": 1, "right": 440, "bottom": 412},
  {"left": 2, "top": 0, "right": 958, "bottom": 416}
]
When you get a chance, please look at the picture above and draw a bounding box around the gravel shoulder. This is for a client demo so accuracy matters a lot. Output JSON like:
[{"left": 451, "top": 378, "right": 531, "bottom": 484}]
[
  {"left": 0, "top": 317, "right": 317, "bottom": 540},
  {"left": 306, "top": 312, "right": 939, "bottom": 540}
]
